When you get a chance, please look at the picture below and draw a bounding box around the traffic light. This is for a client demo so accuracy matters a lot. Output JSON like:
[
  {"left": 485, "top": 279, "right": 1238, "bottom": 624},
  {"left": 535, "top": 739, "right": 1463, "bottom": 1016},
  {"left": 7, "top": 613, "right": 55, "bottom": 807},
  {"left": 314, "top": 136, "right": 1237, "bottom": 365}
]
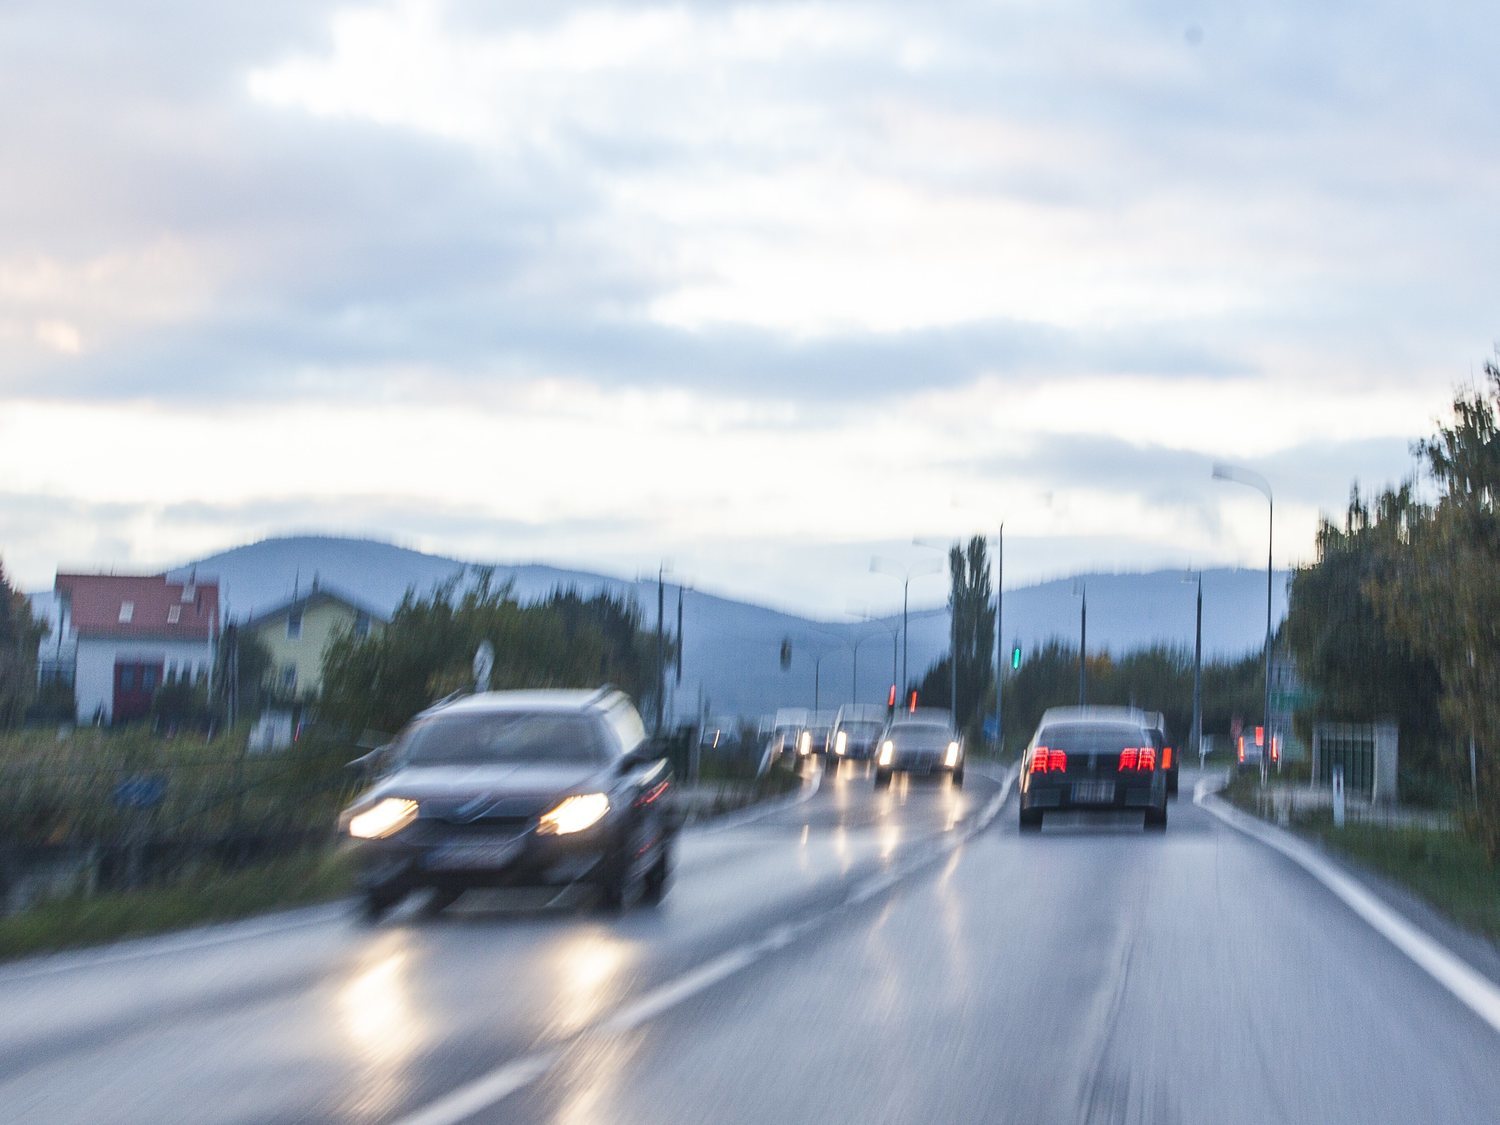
[
  {"left": 887, "top": 684, "right": 897, "bottom": 717},
  {"left": 1011, "top": 644, "right": 1022, "bottom": 671},
  {"left": 909, "top": 691, "right": 919, "bottom": 714}
]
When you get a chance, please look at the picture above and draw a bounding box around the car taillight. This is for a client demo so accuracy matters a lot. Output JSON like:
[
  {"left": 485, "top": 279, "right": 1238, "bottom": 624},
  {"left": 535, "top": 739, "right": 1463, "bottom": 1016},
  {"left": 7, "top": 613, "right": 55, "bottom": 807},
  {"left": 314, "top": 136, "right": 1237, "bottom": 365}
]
[
  {"left": 1117, "top": 747, "right": 1157, "bottom": 772},
  {"left": 1162, "top": 746, "right": 1173, "bottom": 770},
  {"left": 1238, "top": 737, "right": 1245, "bottom": 762},
  {"left": 1031, "top": 747, "right": 1067, "bottom": 773}
]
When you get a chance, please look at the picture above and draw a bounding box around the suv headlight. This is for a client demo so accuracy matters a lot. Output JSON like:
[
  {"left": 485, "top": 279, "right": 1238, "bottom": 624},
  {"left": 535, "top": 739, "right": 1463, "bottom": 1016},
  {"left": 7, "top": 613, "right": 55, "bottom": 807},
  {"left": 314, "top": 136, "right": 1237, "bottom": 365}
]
[
  {"left": 878, "top": 740, "right": 895, "bottom": 766},
  {"left": 348, "top": 798, "right": 419, "bottom": 839},
  {"left": 538, "top": 792, "right": 611, "bottom": 835},
  {"left": 945, "top": 741, "right": 961, "bottom": 767},
  {"left": 798, "top": 731, "right": 812, "bottom": 755},
  {"left": 835, "top": 731, "right": 847, "bottom": 755}
]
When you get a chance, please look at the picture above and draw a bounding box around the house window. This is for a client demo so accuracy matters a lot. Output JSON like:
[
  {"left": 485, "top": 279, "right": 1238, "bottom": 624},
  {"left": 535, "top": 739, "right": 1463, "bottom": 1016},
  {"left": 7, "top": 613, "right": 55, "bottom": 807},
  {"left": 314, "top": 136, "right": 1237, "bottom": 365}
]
[
  {"left": 168, "top": 605, "right": 181, "bottom": 625},
  {"left": 119, "top": 601, "right": 134, "bottom": 623},
  {"left": 354, "top": 612, "right": 371, "bottom": 638},
  {"left": 287, "top": 610, "right": 302, "bottom": 640}
]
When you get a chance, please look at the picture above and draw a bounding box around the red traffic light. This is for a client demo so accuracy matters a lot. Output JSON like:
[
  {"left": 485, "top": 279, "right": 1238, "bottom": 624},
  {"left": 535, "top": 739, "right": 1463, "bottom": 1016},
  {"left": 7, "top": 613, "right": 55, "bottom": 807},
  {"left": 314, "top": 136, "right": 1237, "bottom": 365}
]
[
  {"left": 909, "top": 691, "right": 918, "bottom": 713},
  {"left": 887, "top": 684, "right": 897, "bottom": 707}
]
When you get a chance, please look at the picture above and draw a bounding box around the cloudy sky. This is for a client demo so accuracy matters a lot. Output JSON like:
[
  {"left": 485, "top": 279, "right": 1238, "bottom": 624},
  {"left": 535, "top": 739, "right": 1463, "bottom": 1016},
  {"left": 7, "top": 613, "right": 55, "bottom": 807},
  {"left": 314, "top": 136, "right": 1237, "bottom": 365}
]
[{"left": 2, "top": 0, "right": 1496, "bottom": 616}]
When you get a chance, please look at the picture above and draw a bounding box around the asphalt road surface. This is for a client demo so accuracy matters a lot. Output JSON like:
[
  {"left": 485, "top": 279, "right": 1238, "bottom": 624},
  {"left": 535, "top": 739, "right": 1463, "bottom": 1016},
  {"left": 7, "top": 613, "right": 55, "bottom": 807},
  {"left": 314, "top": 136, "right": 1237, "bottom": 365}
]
[{"left": 4, "top": 762, "right": 1499, "bottom": 1124}]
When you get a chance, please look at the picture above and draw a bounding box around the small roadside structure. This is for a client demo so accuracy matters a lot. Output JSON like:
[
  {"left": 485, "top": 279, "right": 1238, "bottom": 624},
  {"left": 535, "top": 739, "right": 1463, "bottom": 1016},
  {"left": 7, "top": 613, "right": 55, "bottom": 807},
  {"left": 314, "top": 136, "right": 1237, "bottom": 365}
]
[{"left": 1312, "top": 721, "right": 1399, "bottom": 804}]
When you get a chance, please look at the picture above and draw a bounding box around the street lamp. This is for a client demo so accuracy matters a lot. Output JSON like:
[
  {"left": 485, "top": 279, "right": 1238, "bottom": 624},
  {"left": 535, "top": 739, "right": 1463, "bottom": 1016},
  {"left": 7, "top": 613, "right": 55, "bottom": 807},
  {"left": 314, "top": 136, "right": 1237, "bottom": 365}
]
[
  {"left": 1184, "top": 570, "right": 1203, "bottom": 766},
  {"left": 870, "top": 556, "right": 943, "bottom": 694},
  {"left": 913, "top": 538, "right": 958, "bottom": 719},
  {"left": 1213, "top": 462, "right": 1273, "bottom": 783},
  {"left": 1073, "top": 578, "right": 1087, "bottom": 706},
  {"left": 813, "top": 627, "right": 886, "bottom": 703},
  {"left": 852, "top": 610, "right": 901, "bottom": 705}
]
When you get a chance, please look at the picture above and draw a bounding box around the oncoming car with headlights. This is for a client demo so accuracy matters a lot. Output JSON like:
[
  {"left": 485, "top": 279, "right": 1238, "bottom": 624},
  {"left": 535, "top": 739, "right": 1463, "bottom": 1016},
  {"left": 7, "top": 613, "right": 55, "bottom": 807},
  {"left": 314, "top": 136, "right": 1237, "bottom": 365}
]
[
  {"left": 339, "top": 687, "right": 676, "bottom": 919},
  {"left": 873, "top": 714, "right": 965, "bottom": 787}
]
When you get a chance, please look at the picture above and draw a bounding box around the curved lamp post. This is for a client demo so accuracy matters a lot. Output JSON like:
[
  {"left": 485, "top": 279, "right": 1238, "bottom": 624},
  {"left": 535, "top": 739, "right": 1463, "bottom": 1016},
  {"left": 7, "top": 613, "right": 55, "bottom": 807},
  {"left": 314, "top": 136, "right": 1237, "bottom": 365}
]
[
  {"left": 1213, "top": 462, "right": 1273, "bottom": 783},
  {"left": 870, "top": 556, "right": 944, "bottom": 695}
]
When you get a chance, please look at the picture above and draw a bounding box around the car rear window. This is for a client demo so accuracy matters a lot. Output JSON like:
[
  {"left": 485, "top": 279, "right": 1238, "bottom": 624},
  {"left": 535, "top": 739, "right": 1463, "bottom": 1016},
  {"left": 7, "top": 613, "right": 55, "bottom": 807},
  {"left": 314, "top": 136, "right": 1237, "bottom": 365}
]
[
  {"left": 399, "top": 711, "right": 610, "bottom": 765},
  {"left": 1035, "top": 722, "right": 1148, "bottom": 755}
]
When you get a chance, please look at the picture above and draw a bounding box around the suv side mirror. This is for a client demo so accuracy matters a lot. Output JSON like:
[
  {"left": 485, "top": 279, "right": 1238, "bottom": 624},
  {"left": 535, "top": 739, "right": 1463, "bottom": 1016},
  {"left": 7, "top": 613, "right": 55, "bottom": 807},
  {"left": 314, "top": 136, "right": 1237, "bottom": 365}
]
[{"left": 346, "top": 744, "right": 390, "bottom": 775}]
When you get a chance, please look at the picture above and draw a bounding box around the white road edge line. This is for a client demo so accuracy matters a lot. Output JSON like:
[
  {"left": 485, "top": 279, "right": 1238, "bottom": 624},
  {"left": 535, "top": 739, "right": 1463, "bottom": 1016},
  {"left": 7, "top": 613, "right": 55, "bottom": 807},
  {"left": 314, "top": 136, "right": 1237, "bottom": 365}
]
[
  {"left": 689, "top": 766, "right": 823, "bottom": 836},
  {"left": 1194, "top": 778, "right": 1500, "bottom": 1037},
  {"left": 0, "top": 901, "right": 349, "bottom": 984},
  {"left": 393, "top": 763, "right": 1018, "bottom": 1125},
  {"left": 395, "top": 1051, "right": 560, "bottom": 1125}
]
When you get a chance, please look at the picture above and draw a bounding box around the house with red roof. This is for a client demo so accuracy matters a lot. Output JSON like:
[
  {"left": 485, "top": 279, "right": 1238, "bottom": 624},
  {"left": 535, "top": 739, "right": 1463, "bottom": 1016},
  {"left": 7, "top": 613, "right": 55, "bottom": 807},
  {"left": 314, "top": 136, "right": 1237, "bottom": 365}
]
[{"left": 53, "top": 572, "right": 220, "bottom": 724}]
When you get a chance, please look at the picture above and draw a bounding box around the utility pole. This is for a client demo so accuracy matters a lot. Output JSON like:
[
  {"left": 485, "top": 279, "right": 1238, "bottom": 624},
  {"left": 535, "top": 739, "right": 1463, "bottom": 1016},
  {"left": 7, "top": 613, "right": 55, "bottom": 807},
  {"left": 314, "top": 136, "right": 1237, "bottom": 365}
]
[
  {"left": 1193, "top": 573, "right": 1203, "bottom": 764},
  {"left": 995, "top": 524, "right": 1003, "bottom": 752},
  {"left": 655, "top": 565, "right": 665, "bottom": 735}
]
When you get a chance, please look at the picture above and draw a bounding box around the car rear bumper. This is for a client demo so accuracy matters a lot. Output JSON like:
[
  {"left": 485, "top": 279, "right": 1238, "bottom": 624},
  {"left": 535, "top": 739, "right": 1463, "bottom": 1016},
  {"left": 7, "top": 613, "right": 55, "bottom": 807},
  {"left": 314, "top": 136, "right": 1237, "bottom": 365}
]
[{"left": 1020, "top": 776, "right": 1165, "bottom": 813}]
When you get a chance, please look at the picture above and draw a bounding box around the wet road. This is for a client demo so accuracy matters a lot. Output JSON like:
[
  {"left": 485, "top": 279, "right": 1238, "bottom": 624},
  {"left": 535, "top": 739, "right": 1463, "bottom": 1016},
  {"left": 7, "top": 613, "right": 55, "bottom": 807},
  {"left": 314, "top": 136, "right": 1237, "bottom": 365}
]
[{"left": 4, "top": 763, "right": 1499, "bottom": 1124}]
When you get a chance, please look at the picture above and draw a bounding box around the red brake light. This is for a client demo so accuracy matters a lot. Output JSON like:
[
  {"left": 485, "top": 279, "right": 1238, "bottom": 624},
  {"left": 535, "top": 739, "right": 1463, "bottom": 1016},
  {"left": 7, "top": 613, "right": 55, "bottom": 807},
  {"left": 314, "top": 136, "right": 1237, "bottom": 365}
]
[
  {"left": 1118, "top": 748, "right": 1138, "bottom": 772},
  {"left": 1118, "top": 747, "right": 1156, "bottom": 772},
  {"left": 1031, "top": 747, "right": 1067, "bottom": 773},
  {"left": 1238, "top": 737, "right": 1245, "bottom": 761},
  {"left": 1138, "top": 746, "right": 1156, "bottom": 771}
]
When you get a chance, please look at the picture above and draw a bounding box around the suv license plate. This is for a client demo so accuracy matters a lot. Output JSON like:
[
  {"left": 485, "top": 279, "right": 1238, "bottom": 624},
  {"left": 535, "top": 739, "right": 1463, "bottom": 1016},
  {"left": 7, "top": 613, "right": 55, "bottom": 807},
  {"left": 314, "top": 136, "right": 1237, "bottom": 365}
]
[
  {"left": 427, "top": 839, "right": 523, "bottom": 870},
  {"left": 1073, "top": 781, "right": 1115, "bottom": 804}
]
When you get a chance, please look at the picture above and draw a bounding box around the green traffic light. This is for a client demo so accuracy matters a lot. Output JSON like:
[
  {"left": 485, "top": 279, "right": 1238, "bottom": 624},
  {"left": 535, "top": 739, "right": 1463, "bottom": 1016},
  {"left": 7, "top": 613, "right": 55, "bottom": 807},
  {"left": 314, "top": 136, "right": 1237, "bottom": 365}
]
[{"left": 1011, "top": 645, "right": 1022, "bottom": 670}]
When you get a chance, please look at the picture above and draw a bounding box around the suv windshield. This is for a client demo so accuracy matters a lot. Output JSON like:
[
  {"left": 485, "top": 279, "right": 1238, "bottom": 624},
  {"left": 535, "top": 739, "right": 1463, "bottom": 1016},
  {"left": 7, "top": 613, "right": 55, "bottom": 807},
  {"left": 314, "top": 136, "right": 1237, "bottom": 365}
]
[
  {"left": 889, "top": 723, "right": 953, "bottom": 749},
  {"left": 398, "top": 711, "right": 610, "bottom": 766}
]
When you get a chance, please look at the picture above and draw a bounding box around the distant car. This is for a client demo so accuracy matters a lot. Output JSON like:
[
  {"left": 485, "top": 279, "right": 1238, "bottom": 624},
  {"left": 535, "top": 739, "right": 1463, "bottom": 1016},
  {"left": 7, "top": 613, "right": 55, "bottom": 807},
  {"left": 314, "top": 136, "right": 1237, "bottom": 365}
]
[
  {"left": 1017, "top": 706, "right": 1167, "bottom": 832},
  {"left": 1143, "top": 711, "right": 1179, "bottom": 798},
  {"left": 1236, "top": 728, "right": 1273, "bottom": 773},
  {"left": 874, "top": 717, "right": 965, "bottom": 787},
  {"left": 339, "top": 687, "right": 677, "bottom": 919},
  {"left": 829, "top": 703, "right": 886, "bottom": 762},
  {"left": 767, "top": 707, "right": 812, "bottom": 763},
  {"left": 808, "top": 709, "right": 839, "bottom": 757}
]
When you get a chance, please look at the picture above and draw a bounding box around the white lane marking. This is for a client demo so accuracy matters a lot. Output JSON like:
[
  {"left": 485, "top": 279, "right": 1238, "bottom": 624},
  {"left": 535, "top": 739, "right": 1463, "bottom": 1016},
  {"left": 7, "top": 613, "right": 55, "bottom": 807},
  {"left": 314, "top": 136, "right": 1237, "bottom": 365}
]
[
  {"left": 394, "top": 1051, "right": 560, "bottom": 1125},
  {"left": 0, "top": 902, "right": 349, "bottom": 984},
  {"left": 394, "top": 765, "right": 1018, "bottom": 1124},
  {"left": 1195, "top": 779, "right": 1500, "bottom": 1037},
  {"left": 597, "top": 946, "right": 761, "bottom": 1035}
]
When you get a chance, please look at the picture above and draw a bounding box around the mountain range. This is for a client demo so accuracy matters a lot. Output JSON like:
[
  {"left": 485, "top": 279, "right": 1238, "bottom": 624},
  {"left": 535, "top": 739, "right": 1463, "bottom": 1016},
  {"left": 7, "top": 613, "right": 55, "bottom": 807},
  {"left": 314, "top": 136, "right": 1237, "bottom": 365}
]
[{"left": 133, "top": 535, "right": 1287, "bottom": 720}]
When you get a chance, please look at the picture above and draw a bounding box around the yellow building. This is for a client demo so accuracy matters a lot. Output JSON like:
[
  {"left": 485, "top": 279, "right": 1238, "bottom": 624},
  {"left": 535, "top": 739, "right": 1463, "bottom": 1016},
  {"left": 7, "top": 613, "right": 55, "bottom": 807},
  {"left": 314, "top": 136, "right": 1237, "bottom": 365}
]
[{"left": 241, "top": 586, "right": 385, "bottom": 701}]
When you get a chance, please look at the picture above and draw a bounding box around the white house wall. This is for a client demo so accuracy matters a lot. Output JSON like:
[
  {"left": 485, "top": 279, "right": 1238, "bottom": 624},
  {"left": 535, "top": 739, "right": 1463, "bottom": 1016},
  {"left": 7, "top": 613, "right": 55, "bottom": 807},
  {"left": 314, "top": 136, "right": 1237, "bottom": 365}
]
[{"left": 75, "top": 638, "right": 215, "bottom": 724}]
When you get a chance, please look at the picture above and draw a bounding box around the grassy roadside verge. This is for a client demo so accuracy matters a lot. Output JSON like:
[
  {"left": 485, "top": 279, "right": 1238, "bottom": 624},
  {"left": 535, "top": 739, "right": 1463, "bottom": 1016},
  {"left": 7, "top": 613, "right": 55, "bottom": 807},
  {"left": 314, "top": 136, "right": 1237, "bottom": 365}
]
[
  {"left": 0, "top": 848, "right": 354, "bottom": 964},
  {"left": 1219, "top": 774, "right": 1500, "bottom": 944},
  {"left": 0, "top": 765, "right": 805, "bottom": 963}
]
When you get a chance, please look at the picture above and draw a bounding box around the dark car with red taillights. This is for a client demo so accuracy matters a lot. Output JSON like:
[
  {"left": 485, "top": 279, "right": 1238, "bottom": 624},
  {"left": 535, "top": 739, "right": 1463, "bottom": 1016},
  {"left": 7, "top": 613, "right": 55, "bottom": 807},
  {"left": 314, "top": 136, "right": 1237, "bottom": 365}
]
[{"left": 1018, "top": 706, "right": 1168, "bottom": 832}]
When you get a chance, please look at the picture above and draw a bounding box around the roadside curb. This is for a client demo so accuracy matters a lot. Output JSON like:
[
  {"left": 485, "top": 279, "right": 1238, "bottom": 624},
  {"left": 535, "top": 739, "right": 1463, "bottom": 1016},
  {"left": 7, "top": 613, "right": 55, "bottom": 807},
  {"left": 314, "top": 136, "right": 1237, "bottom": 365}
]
[{"left": 1194, "top": 777, "right": 1500, "bottom": 1037}]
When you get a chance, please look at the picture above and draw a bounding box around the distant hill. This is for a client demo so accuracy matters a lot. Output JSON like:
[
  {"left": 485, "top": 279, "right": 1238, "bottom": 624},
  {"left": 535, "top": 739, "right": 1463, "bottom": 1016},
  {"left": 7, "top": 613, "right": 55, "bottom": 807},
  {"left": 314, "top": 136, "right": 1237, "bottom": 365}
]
[{"left": 36, "top": 535, "right": 1289, "bottom": 721}]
